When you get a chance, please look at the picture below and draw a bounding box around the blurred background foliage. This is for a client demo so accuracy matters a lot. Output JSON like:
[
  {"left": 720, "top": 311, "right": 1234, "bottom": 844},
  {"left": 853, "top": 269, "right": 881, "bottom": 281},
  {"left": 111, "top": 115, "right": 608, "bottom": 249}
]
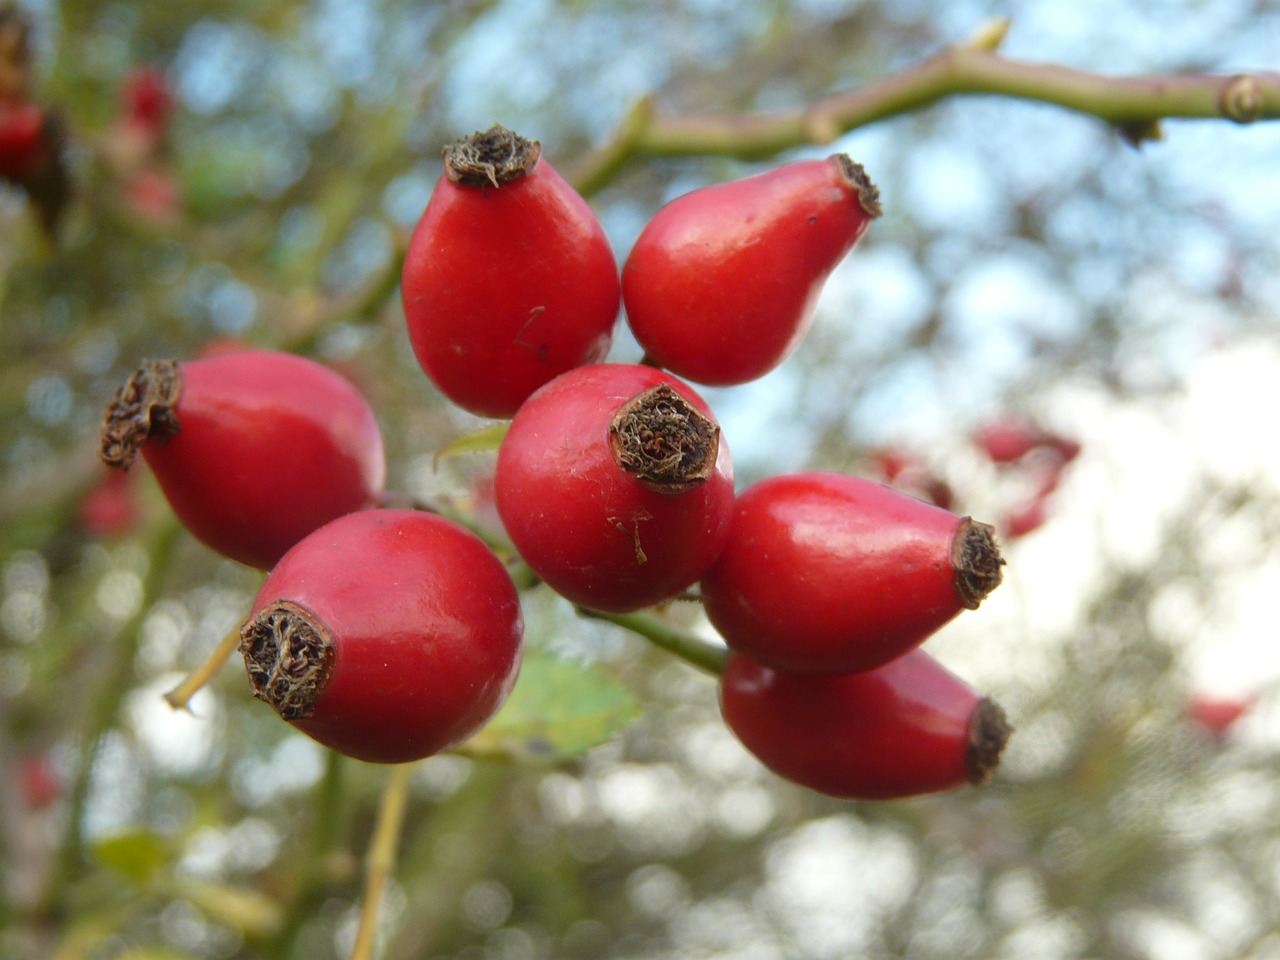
[{"left": 3, "top": 0, "right": 1280, "bottom": 958}]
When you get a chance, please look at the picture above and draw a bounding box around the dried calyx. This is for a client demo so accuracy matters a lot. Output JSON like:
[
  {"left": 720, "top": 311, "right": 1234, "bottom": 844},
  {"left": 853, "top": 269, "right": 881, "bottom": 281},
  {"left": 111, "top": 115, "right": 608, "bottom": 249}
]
[
  {"left": 951, "top": 518, "right": 1005, "bottom": 609},
  {"left": 833, "top": 154, "right": 883, "bottom": 219},
  {"left": 99, "top": 358, "right": 183, "bottom": 469},
  {"left": 965, "top": 697, "right": 1013, "bottom": 785},
  {"left": 239, "top": 600, "right": 335, "bottom": 721},
  {"left": 609, "top": 384, "right": 720, "bottom": 495},
  {"left": 444, "top": 125, "right": 541, "bottom": 188}
]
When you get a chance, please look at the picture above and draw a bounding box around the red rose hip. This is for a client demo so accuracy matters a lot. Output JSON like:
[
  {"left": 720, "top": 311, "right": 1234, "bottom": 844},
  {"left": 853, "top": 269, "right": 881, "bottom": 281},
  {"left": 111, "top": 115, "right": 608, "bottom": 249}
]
[
  {"left": 238, "top": 509, "right": 523, "bottom": 764},
  {"left": 720, "top": 650, "right": 1012, "bottom": 800},
  {"left": 401, "top": 125, "right": 620, "bottom": 418},
  {"left": 701, "top": 473, "right": 1003, "bottom": 674},
  {"left": 621, "top": 154, "right": 880, "bottom": 386},
  {"left": 0, "top": 100, "right": 47, "bottom": 181},
  {"left": 495, "top": 363, "right": 734, "bottom": 613},
  {"left": 100, "top": 350, "right": 386, "bottom": 570}
]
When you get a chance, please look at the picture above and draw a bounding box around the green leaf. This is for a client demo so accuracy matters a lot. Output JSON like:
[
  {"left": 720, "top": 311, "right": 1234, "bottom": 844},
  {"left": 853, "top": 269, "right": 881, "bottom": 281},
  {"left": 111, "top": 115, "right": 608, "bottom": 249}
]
[
  {"left": 458, "top": 653, "right": 640, "bottom": 763},
  {"left": 90, "top": 830, "right": 172, "bottom": 885},
  {"left": 432, "top": 423, "right": 509, "bottom": 470}
]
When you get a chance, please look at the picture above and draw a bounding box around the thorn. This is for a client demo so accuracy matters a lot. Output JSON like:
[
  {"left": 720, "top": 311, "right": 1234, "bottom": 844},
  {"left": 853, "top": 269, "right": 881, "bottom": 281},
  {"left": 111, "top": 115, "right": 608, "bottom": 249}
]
[
  {"left": 962, "top": 17, "right": 1012, "bottom": 52},
  {"left": 1117, "top": 119, "right": 1163, "bottom": 150}
]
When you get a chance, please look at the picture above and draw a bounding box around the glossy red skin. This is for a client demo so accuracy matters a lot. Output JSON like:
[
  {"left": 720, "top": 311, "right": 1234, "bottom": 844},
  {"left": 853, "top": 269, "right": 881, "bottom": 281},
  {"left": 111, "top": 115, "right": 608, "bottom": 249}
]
[
  {"left": 495, "top": 364, "right": 734, "bottom": 613},
  {"left": 0, "top": 101, "right": 46, "bottom": 181},
  {"left": 142, "top": 350, "right": 385, "bottom": 570},
  {"left": 702, "top": 472, "right": 971, "bottom": 674},
  {"left": 622, "top": 156, "right": 876, "bottom": 386},
  {"left": 248, "top": 510, "right": 523, "bottom": 764},
  {"left": 401, "top": 157, "right": 620, "bottom": 419},
  {"left": 720, "top": 650, "right": 981, "bottom": 800}
]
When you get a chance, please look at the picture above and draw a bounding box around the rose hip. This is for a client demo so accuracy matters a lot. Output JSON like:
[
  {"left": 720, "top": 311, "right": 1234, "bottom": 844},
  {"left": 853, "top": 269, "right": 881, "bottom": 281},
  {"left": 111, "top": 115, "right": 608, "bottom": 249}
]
[
  {"left": 401, "top": 125, "right": 620, "bottom": 419},
  {"left": 701, "top": 472, "right": 1003, "bottom": 674},
  {"left": 622, "top": 154, "right": 880, "bottom": 386},
  {"left": 720, "top": 649, "right": 1012, "bottom": 800},
  {"left": 495, "top": 363, "right": 734, "bottom": 613},
  {"left": 239, "top": 509, "right": 523, "bottom": 764},
  {"left": 100, "top": 350, "right": 385, "bottom": 570}
]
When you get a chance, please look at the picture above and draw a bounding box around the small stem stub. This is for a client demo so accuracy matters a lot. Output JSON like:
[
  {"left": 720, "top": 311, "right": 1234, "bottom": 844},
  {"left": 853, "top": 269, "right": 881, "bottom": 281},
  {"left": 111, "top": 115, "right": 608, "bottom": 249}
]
[
  {"left": 1219, "top": 74, "right": 1264, "bottom": 124},
  {"left": 965, "top": 697, "right": 1013, "bottom": 785},
  {"left": 444, "top": 125, "right": 542, "bottom": 188},
  {"left": 951, "top": 517, "right": 1005, "bottom": 609},
  {"left": 833, "top": 154, "right": 883, "bottom": 220},
  {"left": 239, "top": 600, "right": 336, "bottom": 722},
  {"left": 609, "top": 384, "right": 720, "bottom": 494},
  {"left": 99, "top": 358, "right": 183, "bottom": 469}
]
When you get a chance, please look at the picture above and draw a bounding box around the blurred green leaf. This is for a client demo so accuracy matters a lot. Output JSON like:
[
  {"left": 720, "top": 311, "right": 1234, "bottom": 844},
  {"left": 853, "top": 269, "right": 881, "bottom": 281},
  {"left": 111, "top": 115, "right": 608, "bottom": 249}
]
[
  {"left": 114, "top": 949, "right": 200, "bottom": 960},
  {"left": 173, "top": 878, "right": 286, "bottom": 938},
  {"left": 433, "top": 423, "right": 509, "bottom": 470},
  {"left": 458, "top": 652, "right": 640, "bottom": 763},
  {"left": 89, "top": 831, "right": 172, "bottom": 885}
]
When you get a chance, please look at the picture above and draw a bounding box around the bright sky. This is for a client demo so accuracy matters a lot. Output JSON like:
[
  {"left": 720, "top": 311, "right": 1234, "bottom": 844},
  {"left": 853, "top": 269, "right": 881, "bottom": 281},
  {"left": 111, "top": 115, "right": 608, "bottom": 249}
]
[{"left": 925, "top": 335, "right": 1280, "bottom": 751}]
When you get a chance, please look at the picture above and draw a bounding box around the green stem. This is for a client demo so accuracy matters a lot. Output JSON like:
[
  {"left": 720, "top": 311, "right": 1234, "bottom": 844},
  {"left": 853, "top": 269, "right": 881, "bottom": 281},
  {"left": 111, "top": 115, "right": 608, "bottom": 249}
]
[
  {"left": 576, "top": 607, "right": 728, "bottom": 676},
  {"left": 570, "top": 42, "right": 1280, "bottom": 195}
]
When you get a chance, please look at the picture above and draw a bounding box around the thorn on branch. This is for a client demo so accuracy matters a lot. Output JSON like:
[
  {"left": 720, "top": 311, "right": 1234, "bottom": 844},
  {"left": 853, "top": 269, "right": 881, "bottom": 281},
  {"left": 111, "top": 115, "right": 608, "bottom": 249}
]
[
  {"left": 1118, "top": 118, "right": 1163, "bottom": 149},
  {"left": 962, "top": 17, "right": 1012, "bottom": 53}
]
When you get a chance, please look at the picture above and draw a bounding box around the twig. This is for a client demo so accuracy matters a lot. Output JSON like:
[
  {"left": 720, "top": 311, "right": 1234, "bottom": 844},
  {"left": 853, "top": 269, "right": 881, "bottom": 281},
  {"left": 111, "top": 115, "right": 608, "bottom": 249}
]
[
  {"left": 570, "top": 39, "right": 1280, "bottom": 195},
  {"left": 351, "top": 762, "right": 414, "bottom": 960},
  {"left": 163, "top": 626, "right": 244, "bottom": 712}
]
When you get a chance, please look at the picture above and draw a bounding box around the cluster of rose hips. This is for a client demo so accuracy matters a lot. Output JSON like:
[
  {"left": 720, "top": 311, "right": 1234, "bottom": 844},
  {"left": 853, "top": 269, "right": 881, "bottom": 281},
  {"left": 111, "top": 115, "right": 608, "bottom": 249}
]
[{"left": 101, "top": 124, "right": 1012, "bottom": 801}]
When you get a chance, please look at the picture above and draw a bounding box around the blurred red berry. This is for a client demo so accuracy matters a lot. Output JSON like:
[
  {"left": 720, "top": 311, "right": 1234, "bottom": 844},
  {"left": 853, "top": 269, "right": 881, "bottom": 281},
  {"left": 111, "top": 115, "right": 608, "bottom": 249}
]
[
  {"left": 124, "top": 168, "right": 180, "bottom": 223},
  {"left": 122, "top": 67, "right": 173, "bottom": 139},
  {"left": 973, "top": 419, "right": 1049, "bottom": 464},
  {"left": 869, "top": 446, "right": 914, "bottom": 482},
  {"left": 18, "top": 753, "right": 62, "bottom": 810},
  {"left": 78, "top": 467, "right": 140, "bottom": 539},
  {"left": 868, "top": 446, "right": 954, "bottom": 509},
  {"left": 1048, "top": 436, "right": 1082, "bottom": 463},
  {"left": 0, "top": 98, "right": 46, "bottom": 181},
  {"left": 1188, "top": 694, "right": 1254, "bottom": 741},
  {"left": 1002, "top": 497, "right": 1049, "bottom": 540}
]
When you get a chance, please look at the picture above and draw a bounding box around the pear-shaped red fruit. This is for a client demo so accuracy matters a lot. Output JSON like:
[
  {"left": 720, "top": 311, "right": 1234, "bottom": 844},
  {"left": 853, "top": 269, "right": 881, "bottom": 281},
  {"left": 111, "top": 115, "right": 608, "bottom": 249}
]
[
  {"left": 100, "top": 351, "right": 385, "bottom": 570},
  {"left": 622, "top": 154, "right": 880, "bottom": 386},
  {"left": 701, "top": 473, "right": 1003, "bottom": 675},
  {"left": 721, "top": 649, "right": 1012, "bottom": 800},
  {"left": 401, "top": 126, "right": 620, "bottom": 419}
]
